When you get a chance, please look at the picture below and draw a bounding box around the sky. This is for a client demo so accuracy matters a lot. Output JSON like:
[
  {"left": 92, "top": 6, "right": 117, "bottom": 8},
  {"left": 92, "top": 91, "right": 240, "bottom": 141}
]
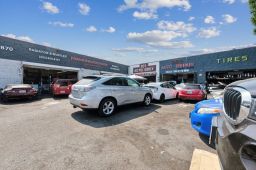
[{"left": 0, "top": 0, "right": 255, "bottom": 65}]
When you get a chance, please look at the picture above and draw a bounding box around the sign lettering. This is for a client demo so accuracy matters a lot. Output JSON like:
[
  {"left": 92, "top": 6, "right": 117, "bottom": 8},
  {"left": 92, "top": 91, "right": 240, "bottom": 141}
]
[{"left": 217, "top": 55, "right": 248, "bottom": 64}]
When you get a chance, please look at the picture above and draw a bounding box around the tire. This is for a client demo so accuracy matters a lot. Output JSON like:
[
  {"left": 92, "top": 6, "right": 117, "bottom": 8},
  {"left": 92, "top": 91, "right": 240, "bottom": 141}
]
[
  {"left": 143, "top": 94, "right": 152, "bottom": 106},
  {"left": 176, "top": 93, "right": 179, "bottom": 99},
  {"left": 98, "top": 98, "right": 116, "bottom": 117},
  {"left": 2, "top": 96, "right": 8, "bottom": 103},
  {"left": 160, "top": 94, "right": 165, "bottom": 103}
]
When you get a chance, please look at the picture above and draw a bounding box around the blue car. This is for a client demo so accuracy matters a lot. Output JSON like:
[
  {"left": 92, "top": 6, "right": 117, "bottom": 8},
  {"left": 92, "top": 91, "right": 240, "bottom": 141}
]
[{"left": 190, "top": 99, "right": 223, "bottom": 136}]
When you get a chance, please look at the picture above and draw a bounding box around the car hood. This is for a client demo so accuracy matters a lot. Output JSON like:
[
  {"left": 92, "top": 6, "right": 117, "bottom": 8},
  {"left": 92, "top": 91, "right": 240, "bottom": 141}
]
[
  {"left": 194, "top": 99, "right": 223, "bottom": 111},
  {"left": 228, "top": 78, "right": 256, "bottom": 98}
]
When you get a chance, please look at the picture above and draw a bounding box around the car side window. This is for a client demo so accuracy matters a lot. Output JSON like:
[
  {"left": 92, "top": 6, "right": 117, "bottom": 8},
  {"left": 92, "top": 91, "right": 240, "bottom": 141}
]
[
  {"left": 103, "top": 78, "right": 124, "bottom": 86},
  {"left": 126, "top": 78, "right": 139, "bottom": 87},
  {"left": 161, "top": 83, "right": 168, "bottom": 88}
]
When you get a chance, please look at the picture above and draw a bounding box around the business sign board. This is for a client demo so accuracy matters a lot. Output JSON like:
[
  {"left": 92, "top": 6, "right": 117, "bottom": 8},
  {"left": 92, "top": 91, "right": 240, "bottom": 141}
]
[
  {"left": 160, "top": 47, "right": 256, "bottom": 75},
  {"left": 160, "top": 58, "right": 195, "bottom": 74},
  {"left": 131, "top": 62, "right": 157, "bottom": 77},
  {"left": 0, "top": 36, "right": 128, "bottom": 74}
]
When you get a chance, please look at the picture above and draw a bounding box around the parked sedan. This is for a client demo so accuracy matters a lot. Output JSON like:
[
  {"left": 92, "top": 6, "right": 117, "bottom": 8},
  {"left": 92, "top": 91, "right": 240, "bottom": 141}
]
[
  {"left": 144, "top": 82, "right": 177, "bottom": 102},
  {"left": 0, "top": 84, "right": 38, "bottom": 102},
  {"left": 178, "top": 84, "right": 207, "bottom": 101},
  {"left": 190, "top": 99, "right": 223, "bottom": 136},
  {"left": 51, "top": 79, "right": 77, "bottom": 96},
  {"left": 69, "top": 76, "right": 153, "bottom": 116}
]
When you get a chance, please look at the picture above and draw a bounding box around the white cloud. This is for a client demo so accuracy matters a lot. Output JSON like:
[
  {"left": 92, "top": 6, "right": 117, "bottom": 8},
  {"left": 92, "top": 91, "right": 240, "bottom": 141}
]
[
  {"left": 118, "top": 0, "right": 191, "bottom": 12},
  {"left": 86, "top": 26, "right": 97, "bottom": 32},
  {"left": 147, "top": 41, "right": 193, "bottom": 48},
  {"left": 42, "top": 42, "right": 51, "bottom": 47},
  {"left": 222, "top": 14, "right": 237, "bottom": 24},
  {"left": 127, "top": 30, "right": 193, "bottom": 49},
  {"left": 204, "top": 16, "right": 215, "bottom": 24},
  {"left": 198, "top": 27, "right": 220, "bottom": 38},
  {"left": 79, "top": 3, "right": 90, "bottom": 15},
  {"left": 157, "top": 20, "right": 196, "bottom": 35},
  {"left": 188, "top": 16, "right": 195, "bottom": 21},
  {"left": 133, "top": 11, "right": 158, "bottom": 20},
  {"left": 112, "top": 47, "right": 158, "bottom": 53},
  {"left": 42, "top": 2, "right": 59, "bottom": 14},
  {"left": 223, "top": 0, "right": 235, "bottom": 4},
  {"left": 2, "top": 34, "right": 34, "bottom": 43},
  {"left": 49, "top": 21, "right": 74, "bottom": 28},
  {"left": 241, "top": 0, "right": 248, "bottom": 3},
  {"left": 190, "top": 44, "right": 256, "bottom": 55},
  {"left": 103, "top": 27, "right": 116, "bottom": 33}
]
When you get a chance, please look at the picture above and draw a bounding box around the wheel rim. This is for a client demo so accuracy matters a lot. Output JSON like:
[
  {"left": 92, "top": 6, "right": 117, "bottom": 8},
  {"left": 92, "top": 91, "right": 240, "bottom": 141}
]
[
  {"left": 103, "top": 101, "right": 114, "bottom": 115},
  {"left": 145, "top": 96, "right": 151, "bottom": 105}
]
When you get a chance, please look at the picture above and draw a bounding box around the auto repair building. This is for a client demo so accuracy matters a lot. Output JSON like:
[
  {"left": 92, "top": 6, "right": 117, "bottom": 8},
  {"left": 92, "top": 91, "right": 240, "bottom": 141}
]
[
  {"left": 0, "top": 36, "right": 128, "bottom": 91},
  {"left": 160, "top": 46, "right": 256, "bottom": 84}
]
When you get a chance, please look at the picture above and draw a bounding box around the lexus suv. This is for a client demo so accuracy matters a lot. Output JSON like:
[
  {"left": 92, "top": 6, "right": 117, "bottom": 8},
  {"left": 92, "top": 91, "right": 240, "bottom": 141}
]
[
  {"left": 69, "top": 76, "right": 153, "bottom": 116},
  {"left": 211, "top": 78, "right": 256, "bottom": 170}
]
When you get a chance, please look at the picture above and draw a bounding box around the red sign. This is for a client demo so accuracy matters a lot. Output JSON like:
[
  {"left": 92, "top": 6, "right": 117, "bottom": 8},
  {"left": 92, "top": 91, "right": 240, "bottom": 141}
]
[{"left": 133, "top": 63, "right": 156, "bottom": 73}]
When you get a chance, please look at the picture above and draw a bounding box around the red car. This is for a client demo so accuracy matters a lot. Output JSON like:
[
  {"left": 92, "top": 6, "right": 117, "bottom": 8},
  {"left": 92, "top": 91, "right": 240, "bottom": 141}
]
[
  {"left": 177, "top": 84, "right": 207, "bottom": 101},
  {"left": 0, "top": 84, "right": 38, "bottom": 102},
  {"left": 51, "top": 79, "right": 77, "bottom": 96}
]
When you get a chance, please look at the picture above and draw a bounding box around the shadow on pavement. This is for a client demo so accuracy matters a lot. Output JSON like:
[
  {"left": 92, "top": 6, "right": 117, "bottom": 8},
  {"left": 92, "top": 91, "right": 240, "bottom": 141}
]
[
  {"left": 157, "top": 98, "right": 180, "bottom": 105},
  {"left": 0, "top": 94, "right": 68, "bottom": 105},
  {"left": 198, "top": 133, "right": 216, "bottom": 149},
  {"left": 71, "top": 103, "right": 161, "bottom": 128}
]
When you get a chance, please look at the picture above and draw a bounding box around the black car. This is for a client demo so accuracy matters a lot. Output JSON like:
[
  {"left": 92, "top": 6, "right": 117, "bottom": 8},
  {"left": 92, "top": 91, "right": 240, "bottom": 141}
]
[{"left": 211, "top": 78, "right": 256, "bottom": 170}]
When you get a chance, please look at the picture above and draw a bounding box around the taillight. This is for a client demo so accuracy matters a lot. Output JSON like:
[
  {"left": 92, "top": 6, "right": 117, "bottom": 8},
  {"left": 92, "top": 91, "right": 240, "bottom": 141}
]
[{"left": 82, "top": 86, "right": 96, "bottom": 92}]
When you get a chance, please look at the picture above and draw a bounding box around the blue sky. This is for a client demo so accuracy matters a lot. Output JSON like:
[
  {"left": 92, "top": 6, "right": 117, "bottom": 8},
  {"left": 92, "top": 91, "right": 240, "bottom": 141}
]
[{"left": 0, "top": 0, "right": 254, "bottom": 65}]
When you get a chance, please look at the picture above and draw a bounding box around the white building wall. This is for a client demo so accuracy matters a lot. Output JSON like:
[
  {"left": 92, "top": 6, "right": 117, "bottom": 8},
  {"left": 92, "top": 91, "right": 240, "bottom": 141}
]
[{"left": 0, "top": 58, "right": 23, "bottom": 88}]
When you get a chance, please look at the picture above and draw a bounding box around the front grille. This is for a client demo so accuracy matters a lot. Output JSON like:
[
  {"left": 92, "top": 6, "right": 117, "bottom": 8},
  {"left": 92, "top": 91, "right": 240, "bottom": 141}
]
[{"left": 224, "top": 89, "right": 242, "bottom": 120}]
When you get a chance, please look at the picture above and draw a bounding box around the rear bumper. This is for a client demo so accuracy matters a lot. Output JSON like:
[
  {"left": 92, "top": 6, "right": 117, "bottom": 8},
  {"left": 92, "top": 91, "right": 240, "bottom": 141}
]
[
  {"left": 4, "top": 93, "right": 36, "bottom": 98},
  {"left": 179, "top": 94, "right": 205, "bottom": 101},
  {"left": 190, "top": 110, "right": 219, "bottom": 136},
  {"left": 69, "top": 95, "right": 99, "bottom": 109}
]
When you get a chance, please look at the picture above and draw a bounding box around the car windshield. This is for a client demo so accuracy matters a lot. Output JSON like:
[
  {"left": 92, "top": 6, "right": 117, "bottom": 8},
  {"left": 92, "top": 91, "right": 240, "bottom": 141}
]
[
  {"left": 184, "top": 85, "right": 201, "bottom": 90},
  {"left": 76, "top": 77, "right": 101, "bottom": 85}
]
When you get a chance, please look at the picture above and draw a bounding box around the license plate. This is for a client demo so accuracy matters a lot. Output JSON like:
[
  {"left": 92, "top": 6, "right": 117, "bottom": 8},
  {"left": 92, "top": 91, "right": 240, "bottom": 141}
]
[
  {"left": 60, "top": 91, "right": 65, "bottom": 94},
  {"left": 187, "top": 90, "right": 192, "bottom": 94},
  {"left": 19, "top": 90, "right": 26, "bottom": 94}
]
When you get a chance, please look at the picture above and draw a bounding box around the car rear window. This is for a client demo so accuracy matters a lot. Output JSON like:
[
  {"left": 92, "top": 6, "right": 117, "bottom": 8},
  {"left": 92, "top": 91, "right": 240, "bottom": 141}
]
[
  {"left": 76, "top": 77, "right": 101, "bottom": 85},
  {"left": 184, "top": 85, "right": 201, "bottom": 89}
]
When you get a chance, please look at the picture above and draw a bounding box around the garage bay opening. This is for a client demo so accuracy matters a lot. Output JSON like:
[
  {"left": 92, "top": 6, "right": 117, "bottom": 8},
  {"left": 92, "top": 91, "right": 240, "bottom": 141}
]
[{"left": 23, "top": 66, "right": 78, "bottom": 94}]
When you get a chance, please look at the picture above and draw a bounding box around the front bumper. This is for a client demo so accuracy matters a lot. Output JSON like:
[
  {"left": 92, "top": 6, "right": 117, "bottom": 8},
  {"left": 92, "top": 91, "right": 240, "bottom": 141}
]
[
  {"left": 214, "top": 116, "right": 256, "bottom": 170},
  {"left": 190, "top": 110, "right": 219, "bottom": 136}
]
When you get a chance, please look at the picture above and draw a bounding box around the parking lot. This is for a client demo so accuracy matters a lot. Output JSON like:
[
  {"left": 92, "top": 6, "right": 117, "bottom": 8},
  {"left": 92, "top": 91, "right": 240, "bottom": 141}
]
[{"left": 0, "top": 97, "right": 216, "bottom": 170}]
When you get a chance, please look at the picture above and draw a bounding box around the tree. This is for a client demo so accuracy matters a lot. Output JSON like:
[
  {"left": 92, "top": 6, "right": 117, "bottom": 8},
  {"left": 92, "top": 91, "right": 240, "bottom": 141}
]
[{"left": 249, "top": 0, "right": 256, "bottom": 34}]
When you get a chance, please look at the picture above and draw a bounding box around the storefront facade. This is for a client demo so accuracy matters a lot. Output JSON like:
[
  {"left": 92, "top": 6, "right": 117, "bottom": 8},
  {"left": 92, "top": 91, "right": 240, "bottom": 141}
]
[
  {"left": 129, "top": 62, "right": 160, "bottom": 82},
  {"left": 0, "top": 36, "right": 128, "bottom": 89},
  {"left": 160, "top": 47, "right": 256, "bottom": 84}
]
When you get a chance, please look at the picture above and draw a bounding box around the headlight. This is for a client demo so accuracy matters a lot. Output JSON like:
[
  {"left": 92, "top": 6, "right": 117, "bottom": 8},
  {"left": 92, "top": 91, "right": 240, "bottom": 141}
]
[
  {"left": 197, "top": 108, "right": 222, "bottom": 114},
  {"left": 248, "top": 98, "right": 256, "bottom": 121}
]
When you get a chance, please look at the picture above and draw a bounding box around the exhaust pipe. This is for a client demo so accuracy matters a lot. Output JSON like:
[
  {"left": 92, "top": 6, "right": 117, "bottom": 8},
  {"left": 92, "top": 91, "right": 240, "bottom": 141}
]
[{"left": 73, "top": 105, "right": 77, "bottom": 108}]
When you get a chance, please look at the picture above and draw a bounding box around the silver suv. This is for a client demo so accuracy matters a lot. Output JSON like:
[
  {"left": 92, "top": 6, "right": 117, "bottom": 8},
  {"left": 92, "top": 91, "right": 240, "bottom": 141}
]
[{"left": 69, "top": 76, "right": 153, "bottom": 116}]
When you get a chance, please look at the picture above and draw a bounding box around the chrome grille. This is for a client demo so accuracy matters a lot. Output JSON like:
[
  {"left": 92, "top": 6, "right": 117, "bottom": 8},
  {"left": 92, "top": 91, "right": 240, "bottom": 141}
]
[{"left": 224, "top": 89, "right": 242, "bottom": 120}]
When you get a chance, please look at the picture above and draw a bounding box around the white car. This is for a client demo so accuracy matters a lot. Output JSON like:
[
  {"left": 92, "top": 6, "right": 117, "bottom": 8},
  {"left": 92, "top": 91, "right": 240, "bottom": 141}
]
[
  {"left": 144, "top": 82, "right": 178, "bottom": 102},
  {"left": 69, "top": 76, "right": 153, "bottom": 116}
]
